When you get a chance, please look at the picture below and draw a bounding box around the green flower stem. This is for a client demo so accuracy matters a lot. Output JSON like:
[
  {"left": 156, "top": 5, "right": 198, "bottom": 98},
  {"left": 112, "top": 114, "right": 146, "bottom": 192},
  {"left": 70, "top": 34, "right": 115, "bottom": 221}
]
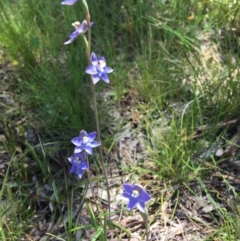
[
  {"left": 80, "top": 34, "right": 88, "bottom": 49},
  {"left": 141, "top": 212, "right": 150, "bottom": 241},
  {"left": 85, "top": 12, "right": 111, "bottom": 217},
  {"left": 80, "top": 0, "right": 89, "bottom": 14}
]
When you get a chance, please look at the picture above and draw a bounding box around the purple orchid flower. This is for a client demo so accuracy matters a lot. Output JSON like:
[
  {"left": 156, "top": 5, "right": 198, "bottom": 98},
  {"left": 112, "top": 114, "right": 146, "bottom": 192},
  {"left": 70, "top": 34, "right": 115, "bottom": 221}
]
[
  {"left": 64, "top": 20, "right": 94, "bottom": 45},
  {"left": 68, "top": 152, "right": 88, "bottom": 178},
  {"left": 85, "top": 52, "right": 114, "bottom": 84},
  {"left": 71, "top": 130, "right": 100, "bottom": 155},
  {"left": 122, "top": 183, "right": 151, "bottom": 213},
  {"left": 61, "top": 0, "right": 77, "bottom": 5}
]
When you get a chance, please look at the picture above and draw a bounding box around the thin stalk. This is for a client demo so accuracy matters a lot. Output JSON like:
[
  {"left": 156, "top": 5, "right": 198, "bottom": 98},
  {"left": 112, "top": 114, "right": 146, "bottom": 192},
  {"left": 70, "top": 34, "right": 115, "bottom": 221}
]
[
  {"left": 145, "top": 216, "right": 149, "bottom": 241},
  {"left": 85, "top": 12, "right": 111, "bottom": 217},
  {"left": 142, "top": 213, "right": 150, "bottom": 241}
]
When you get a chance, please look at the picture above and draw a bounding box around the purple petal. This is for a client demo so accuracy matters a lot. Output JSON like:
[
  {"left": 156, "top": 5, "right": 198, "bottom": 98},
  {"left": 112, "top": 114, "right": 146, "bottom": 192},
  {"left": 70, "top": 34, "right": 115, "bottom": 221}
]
[
  {"left": 85, "top": 65, "right": 98, "bottom": 75},
  {"left": 127, "top": 197, "right": 138, "bottom": 210},
  {"left": 79, "top": 130, "right": 87, "bottom": 141},
  {"left": 92, "top": 74, "right": 100, "bottom": 84},
  {"left": 122, "top": 192, "right": 131, "bottom": 199},
  {"left": 85, "top": 145, "right": 93, "bottom": 155},
  {"left": 64, "top": 37, "right": 75, "bottom": 45},
  {"left": 77, "top": 165, "right": 86, "bottom": 178},
  {"left": 61, "top": 0, "right": 77, "bottom": 5},
  {"left": 77, "top": 170, "right": 84, "bottom": 178},
  {"left": 74, "top": 146, "right": 83, "bottom": 153},
  {"left": 87, "top": 132, "right": 97, "bottom": 142},
  {"left": 71, "top": 137, "right": 81, "bottom": 146},
  {"left": 90, "top": 141, "right": 101, "bottom": 148},
  {"left": 136, "top": 201, "right": 146, "bottom": 213},
  {"left": 123, "top": 183, "right": 134, "bottom": 194},
  {"left": 69, "top": 165, "right": 77, "bottom": 174},
  {"left": 69, "top": 158, "right": 89, "bottom": 178},
  {"left": 69, "top": 30, "right": 80, "bottom": 38},
  {"left": 140, "top": 190, "right": 151, "bottom": 202},
  {"left": 76, "top": 20, "right": 88, "bottom": 33},
  {"left": 90, "top": 52, "right": 98, "bottom": 65},
  {"left": 68, "top": 157, "right": 74, "bottom": 164},
  {"left": 74, "top": 151, "right": 86, "bottom": 161},
  {"left": 98, "top": 57, "right": 106, "bottom": 67},
  {"left": 104, "top": 66, "right": 114, "bottom": 73},
  {"left": 79, "top": 160, "right": 88, "bottom": 170},
  {"left": 101, "top": 72, "right": 110, "bottom": 83}
]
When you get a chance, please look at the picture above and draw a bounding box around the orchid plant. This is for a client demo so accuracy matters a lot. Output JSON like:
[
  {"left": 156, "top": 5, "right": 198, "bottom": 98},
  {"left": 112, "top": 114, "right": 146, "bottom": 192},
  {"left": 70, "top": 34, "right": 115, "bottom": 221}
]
[{"left": 61, "top": 0, "right": 151, "bottom": 239}]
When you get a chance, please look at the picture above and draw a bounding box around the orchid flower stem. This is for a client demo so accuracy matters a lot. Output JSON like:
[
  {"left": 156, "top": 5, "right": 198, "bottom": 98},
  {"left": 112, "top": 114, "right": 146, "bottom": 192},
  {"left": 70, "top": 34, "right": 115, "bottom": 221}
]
[
  {"left": 141, "top": 212, "right": 149, "bottom": 241},
  {"left": 86, "top": 13, "right": 111, "bottom": 218}
]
